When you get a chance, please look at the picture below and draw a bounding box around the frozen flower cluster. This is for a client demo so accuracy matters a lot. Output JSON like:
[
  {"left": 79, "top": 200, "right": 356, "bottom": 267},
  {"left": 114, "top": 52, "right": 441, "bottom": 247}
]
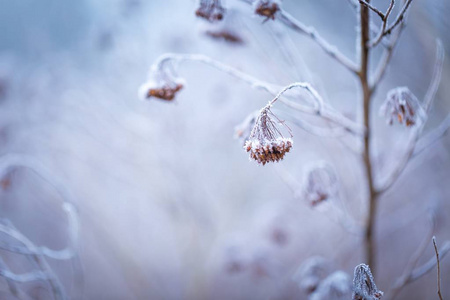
[
  {"left": 195, "top": 0, "right": 225, "bottom": 22},
  {"left": 253, "top": 0, "right": 280, "bottom": 21},
  {"left": 138, "top": 60, "right": 184, "bottom": 101},
  {"left": 352, "top": 264, "right": 383, "bottom": 300},
  {"left": 244, "top": 105, "right": 293, "bottom": 165},
  {"left": 244, "top": 137, "right": 292, "bottom": 165},
  {"left": 379, "top": 87, "right": 424, "bottom": 127}
]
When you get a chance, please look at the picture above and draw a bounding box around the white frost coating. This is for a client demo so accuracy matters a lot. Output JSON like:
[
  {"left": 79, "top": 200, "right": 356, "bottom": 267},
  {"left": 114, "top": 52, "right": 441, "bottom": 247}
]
[{"left": 352, "top": 264, "right": 383, "bottom": 300}]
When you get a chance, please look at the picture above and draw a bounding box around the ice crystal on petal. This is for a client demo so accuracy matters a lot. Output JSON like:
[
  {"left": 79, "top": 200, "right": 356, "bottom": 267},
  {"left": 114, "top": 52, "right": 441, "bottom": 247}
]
[
  {"left": 352, "top": 264, "right": 383, "bottom": 300},
  {"left": 379, "top": 87, "right": 424, "bottom": 127}
]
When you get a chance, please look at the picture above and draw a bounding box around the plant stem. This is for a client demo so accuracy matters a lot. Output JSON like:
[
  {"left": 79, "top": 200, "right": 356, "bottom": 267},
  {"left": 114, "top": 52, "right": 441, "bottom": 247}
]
[{"left": 359, "top": 1, "right": 377, "bottom": 274}]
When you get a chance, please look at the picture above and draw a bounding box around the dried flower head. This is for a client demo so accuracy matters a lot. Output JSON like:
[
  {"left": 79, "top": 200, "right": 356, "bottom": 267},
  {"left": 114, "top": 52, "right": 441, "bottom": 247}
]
[
  {"left": 302, "top": 161, "right": 338, "bottom": 206},
  {"left": 244, "top": 106, "right": 292, "bottom": 165},
  {"left": 311, "top": 271, "right": 352, "bottom": 300},
  {"left": 254, "top": 0, "right": 280, "bottom": 21},
  {"left": 205, "top": 30, "right": 243, "bottom": 44},
  {"left": 379, "top": 87, "right": 424, "bottom": 127},
  {"left": 352, "top": 264, "right": 383, "bottom": 300},
  {"left": 195, "top": 0, "right": 226, "bottom": 22},
  {"left": 139, "top": 59, "right": 184, "bottom": 101},
  {"left": 294, "top": 256, "right": 329, "bottom": 294}
]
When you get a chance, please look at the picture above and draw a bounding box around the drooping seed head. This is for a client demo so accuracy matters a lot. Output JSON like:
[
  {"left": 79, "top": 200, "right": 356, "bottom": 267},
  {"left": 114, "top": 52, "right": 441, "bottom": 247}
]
[
  {"left": 243, "top": 106, "right": 293, "bottom": 165},
  {"left": 139, "top": 59, "right": 184, "bottom": 101}
]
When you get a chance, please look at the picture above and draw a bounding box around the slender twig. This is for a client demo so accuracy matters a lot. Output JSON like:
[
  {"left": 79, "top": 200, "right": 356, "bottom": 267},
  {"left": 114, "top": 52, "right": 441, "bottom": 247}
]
[
  {"left": 433, "top": 237, "right": 444, "bottom": 300},
  {"left": 154, "top": 54, "right": 364, "bottom": 135},
  {"left": 390, "top": 240, "right": 450, "bottom": 299},
  {"left": 377, "top": 41, "right": 445, "bottom": 193},
  {"left": 0, "top": 154, "right": 81, "bottom": 300},
  {"left": 389, "top": 210, "right": 436, "bottom": 299},
  {"left": 413, "top": 114, "right": 450, "bottom": 157},
  {"left": 358, "top": 0, "right": 377, "bottom": 274},
  {"left": 368, "top": 0, "right": 395, "bottom": 47},
  {"left": 384, "top": 0, "right": 413, "bottom": 35},
  {"left": 358, "top": 0, "right": 385, "bottom": 19},
  {"left": 371, "top": 21, "right": 404, "bottom": 89},
  {"left": 238, "top": 0, "right": 358, "bottom": 73}
]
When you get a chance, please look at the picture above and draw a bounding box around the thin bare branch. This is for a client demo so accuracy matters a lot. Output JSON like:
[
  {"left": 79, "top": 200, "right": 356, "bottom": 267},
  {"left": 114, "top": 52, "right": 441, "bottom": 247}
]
[
  {"left": 389, "top": 210, "right": 436, "bottom": 299},
  {"left": 376, "top": 41, "right": 444, "bottom": 193},
  {"left": 433, "top": 237, "right": 444, "bottom": 300},
  {"left": 371, "top": 22, "right": 404, "bottom": 89},
  {"left": 358, "top": 0, "right": 385, "bottom": 19},
  {"left": 368, "top": 0, "right": 395, "bottom": 47},
  {"left": 384, "top": 0, "right": 413, "bottom": 35},
  {"left": 424, "top": 40, "right": 445, "bottom": 111},
  {"left": 152, "top": 54, "right": 364, "bottom": 135},
  {"left": 238, "top": 0, "right": 358, "bottom": 73},
  {"left": 413, "top": 114, "right": 450, "bottom": 157},
  {"left": 390, "top": 240, "right": 450, "bottom": 298}
]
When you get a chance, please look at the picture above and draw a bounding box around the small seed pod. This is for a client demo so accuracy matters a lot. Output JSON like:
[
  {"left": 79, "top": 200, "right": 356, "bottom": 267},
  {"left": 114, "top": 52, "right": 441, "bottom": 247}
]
[
  {"left": 195, "top": 0, "right": 226, "bottom": 22},
  {"left": 301, "top": 161, "right": 338, "bottom": 207},
  {"left": 253, "top": 0, "right": 280, "bottom": 21},
  {"left": 379, "top": 87, "right": 425, "bottom": 127},
  {"left": 352, "top": 264, "right": 383, "bottom": 300},
  {"left": 139, "top": 60, "right": 184, "bottom": 101},
  {"left": 244, "top": 106, "right": 293, "bottom": 165}
]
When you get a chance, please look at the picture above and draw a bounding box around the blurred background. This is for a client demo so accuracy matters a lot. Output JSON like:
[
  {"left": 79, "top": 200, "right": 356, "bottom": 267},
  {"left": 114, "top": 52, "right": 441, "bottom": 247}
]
[{"left": 0, "top": 0, "right": 449, "bottom": 299}]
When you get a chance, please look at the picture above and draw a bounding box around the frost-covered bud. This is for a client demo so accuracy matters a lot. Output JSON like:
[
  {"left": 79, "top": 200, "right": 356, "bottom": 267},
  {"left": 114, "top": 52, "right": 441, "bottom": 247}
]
[
  {"left": 254, "top": 0, "right": 280, "bottom": 21},
  {"left": 352, "top": 264, "right": 383, "bottom": 300},
  {"left": 139, "top": 60, "right": 184, "bottom": 101},
  {"left": 310, "top": 271, "right": 352, "bottom": 300},
  {"left": 244, "top": 106, "right": 293, "bottom": 165},
  {"left": 302, "top": 162, "right": 338, "bottom": 207},
  {"left": 195, "top": 0, "right": 226, "bottom": 22},
  {"left": 379, "top": 87, "right": 424, "bottom": 127},
  {"left": 293, "top": 256, "right": 329, "bottom": 294}
]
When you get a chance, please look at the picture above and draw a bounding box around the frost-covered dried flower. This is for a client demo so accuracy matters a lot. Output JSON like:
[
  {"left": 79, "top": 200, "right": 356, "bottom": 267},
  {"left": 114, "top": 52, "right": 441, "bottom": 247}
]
[
  {"left": 254, "top": 0, "right": 280, "bottom": 21},
  {"left": 244, "top": 106, "right": 292, "bottom": 165},
  {"left": 293, "top": 256, "right": 329, "bottom": 294},
  {"left": 139, "top": 60, "right": 184, "bottom": 101},
  {"left": 310, "top": 271, "right": 352, "bottom": 300},
  {"left": 352, "top": 264, "right": 383, "bottom": 300},
  {"left": 195, "top": 0, "right": 225, "bottom": 22},
  {"left": 302, "top": 162, "right": 338, "bottom": 206},
  {"left": 379, "top": 87, "right": 424, "bottom": 127}
]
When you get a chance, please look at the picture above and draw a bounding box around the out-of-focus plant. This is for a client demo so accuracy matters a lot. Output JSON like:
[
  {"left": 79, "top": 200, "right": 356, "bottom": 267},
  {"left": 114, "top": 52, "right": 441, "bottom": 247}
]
[
  {"left": 139, "top": 0, "right": 449, "bottom": 298},
  {"left": 0, "top": 155, "right": 82, "bottom": 300}
]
